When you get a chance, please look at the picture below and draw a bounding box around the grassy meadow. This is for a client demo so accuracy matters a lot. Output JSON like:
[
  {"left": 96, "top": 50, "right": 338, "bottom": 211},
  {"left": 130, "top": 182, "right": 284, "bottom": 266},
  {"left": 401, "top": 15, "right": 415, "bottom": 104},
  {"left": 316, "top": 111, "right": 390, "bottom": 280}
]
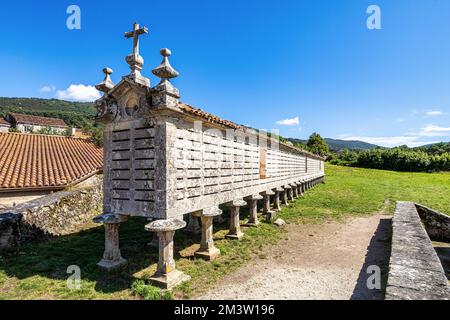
[{"left": 0, "top": 164, "right": 449, "bottom": 300}]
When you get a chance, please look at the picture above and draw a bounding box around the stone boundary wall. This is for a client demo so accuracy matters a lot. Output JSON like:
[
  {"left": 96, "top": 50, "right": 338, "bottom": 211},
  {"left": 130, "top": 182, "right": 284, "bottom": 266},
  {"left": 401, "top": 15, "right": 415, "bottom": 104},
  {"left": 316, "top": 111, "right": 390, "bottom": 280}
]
[
  {"left": 385, "top": 201, "right": 450, "bottom": 300},
  {"left": 0, "top": 183, "right": 102, "bottom": 252},
  {"left": 415, "top": 203, "right": 450, "bottom": 242}
]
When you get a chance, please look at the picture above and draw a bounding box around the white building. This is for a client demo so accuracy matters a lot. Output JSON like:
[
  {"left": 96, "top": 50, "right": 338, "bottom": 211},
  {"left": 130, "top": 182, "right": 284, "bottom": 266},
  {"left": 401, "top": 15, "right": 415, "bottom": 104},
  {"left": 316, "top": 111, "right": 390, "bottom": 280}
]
[
  {"left": 0, "top": 118, "right": 10, "bottom": 133},
  {"left": 5, "top": 112, "right": 70, "bottom": 135}
]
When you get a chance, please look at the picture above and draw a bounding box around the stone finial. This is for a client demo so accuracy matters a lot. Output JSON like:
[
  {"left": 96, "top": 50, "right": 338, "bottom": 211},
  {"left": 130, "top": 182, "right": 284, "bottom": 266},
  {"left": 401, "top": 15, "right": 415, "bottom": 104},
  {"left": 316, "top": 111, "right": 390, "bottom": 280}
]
[
  {"left": 152, "top": 48, "right": 179, "bottom": 81},
  {"left": 95, "top": 68, "right": 115, "bottom": 93},
  {"left": 124, "top": 22, "right": 150, "bottom": 87},
  {"left": 151, "top": 48, "right": 180, "bottom": 108}
]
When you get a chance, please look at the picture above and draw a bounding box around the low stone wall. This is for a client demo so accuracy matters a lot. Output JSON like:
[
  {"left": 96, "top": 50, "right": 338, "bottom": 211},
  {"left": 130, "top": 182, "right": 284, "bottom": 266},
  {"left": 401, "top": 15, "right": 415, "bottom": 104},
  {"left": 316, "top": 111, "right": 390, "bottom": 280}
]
[
  {"left": 385, "top": 201, "right": 450, "bottom": 300},
  {"left": 415, "top": 204, "right": 450, "bottom": 242},
  {"left": 0, "top": 183, "right": 102, "bottom": 252}
]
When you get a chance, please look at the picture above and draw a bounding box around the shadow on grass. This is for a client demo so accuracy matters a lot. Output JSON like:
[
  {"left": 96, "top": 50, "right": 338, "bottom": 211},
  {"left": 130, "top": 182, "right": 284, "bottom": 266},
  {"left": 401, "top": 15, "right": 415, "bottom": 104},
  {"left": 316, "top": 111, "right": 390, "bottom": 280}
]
[
  {"left": 0, "top": 210, "right": 239, "bottom": 296},
  {"left": 350, "top": 218, "right": 392, "bottom": 300}
]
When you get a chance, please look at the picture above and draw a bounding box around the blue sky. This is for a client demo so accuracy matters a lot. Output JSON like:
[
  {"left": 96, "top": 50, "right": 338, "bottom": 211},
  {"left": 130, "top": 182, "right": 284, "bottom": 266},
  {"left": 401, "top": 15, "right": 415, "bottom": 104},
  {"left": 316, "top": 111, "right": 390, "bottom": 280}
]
[{"left": 1, "top": 0, "right": 450, "bottom": 147}]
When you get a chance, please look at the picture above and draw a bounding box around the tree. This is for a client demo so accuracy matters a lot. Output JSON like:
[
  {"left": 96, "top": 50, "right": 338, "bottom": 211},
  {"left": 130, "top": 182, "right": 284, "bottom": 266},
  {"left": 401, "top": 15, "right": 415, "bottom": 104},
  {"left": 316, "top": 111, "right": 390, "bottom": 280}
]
[{"left": 307, "top": 132, "right": 329, "bottom": 156}]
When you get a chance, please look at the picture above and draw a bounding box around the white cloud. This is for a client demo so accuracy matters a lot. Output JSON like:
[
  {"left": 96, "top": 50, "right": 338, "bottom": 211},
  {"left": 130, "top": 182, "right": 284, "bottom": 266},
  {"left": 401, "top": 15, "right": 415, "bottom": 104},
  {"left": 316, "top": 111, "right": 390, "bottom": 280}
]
[
  {"left": 56, "top": 84, "right": 101, "bottom": 102},
  {"left": 425, "top": 111, "right": 443, "bottom": 117},
  {"left": 419, "top": 124, "right": 450, "bottom": 137},
  {"left": 276, "top": 117, "right": 300, "bottom": 126},
  {"left": 40, "top": 85, "right": 56, "bottom": 93}
]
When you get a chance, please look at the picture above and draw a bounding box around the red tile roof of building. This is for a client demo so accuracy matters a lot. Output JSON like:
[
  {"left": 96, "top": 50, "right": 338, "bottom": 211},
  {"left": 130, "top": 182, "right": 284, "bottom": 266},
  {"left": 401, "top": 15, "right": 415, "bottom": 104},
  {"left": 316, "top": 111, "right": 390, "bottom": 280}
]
[
  {"left": 0, "top": 118, "right": 10, "bottom": 127},
  {"left": 8, "top": 113, "right": 68, "bottom": 128},
  {"left": 0, "top": 133, "right": 103, "bottom": 191}
]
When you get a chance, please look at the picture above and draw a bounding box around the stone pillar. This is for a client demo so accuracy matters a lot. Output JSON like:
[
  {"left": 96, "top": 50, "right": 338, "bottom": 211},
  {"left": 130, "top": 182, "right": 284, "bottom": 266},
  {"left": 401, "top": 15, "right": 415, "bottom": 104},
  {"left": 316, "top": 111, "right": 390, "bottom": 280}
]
[
  {"left": 145, "top": 219, "right": 190, "bottom": 289},
  {"left": 262, "top": 190, "right": 276, "bottom": 223},
  {"left": 225, "top": 200, "right": 247, "bottom": 240},
  {"left": 245, "top": 194, "right": 263, "bottom": 227},
  {"left": 282, "top": 188, "right": 289, "bottom": 206},
  {"left": 274, "top": 187, "right": 284, "bottom": 211},
  {"left": 93, "top": 214, "right": 128, "bottom": 271},
  {"left": 292, "top": 183, "right": 298, "bottom": 198},
  {"left": 184, "top": 213, "right": 201, "bottom": 235},
  {"left": 298, "top": 182, "right": 304, "bottom": 196},
  {"left": 287, "top": 186, "right": 294, "bottom": 201},
  {"left": 193, "top": 206, "right": 222, "bottom": 261}
]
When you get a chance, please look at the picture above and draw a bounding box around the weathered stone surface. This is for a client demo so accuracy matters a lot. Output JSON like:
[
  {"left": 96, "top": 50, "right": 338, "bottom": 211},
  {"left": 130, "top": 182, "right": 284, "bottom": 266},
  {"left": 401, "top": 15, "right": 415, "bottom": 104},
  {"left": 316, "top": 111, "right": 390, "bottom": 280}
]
[
  {"left": 0, "top": 182, "right": 102, "bottom": 251},
  {"left": 274, "top": 218, "right": 286, "bottom": 227},
  {"left": 195, "top": 212, "right": 220, "bottom": 261},
  {"left": 385, "top": 202, "right": 450, "bottom": 300},
  {"left": 416, "top": 203, "right": 450, "bottom": 242},
  {"left": 226, "top": 203, "right": 244, "bottom": 240}
]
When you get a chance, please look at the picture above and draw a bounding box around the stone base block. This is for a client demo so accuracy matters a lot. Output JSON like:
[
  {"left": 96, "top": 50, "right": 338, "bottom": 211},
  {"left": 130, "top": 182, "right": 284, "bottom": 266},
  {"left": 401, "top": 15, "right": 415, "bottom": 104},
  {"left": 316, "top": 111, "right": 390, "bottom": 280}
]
[
  {"left": 243, "top": 221, "right": 260, "bottom": 227},
  {"left": 265, "top": 211, "right": 278, "bottom": 223},
  {"left": 149, "top": 270, "right": 191, "bottom": 290},
  {"left": 97, "top": 258, "right": 127, "bottom": 271},
  {"left": 195, "top": 247, "right": 221, "bottom": 261},
  {"left": 225, "top": 232, "right": 244, "bottom": 240}
]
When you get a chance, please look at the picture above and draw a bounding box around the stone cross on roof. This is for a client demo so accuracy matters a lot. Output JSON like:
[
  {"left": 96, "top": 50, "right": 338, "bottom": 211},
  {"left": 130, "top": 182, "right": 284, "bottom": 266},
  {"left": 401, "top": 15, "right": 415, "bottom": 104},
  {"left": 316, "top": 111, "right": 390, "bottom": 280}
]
[
  {"left": 125, "top": 22, "right": 148, "bottom": 57},
  {"left": 124, "top": 22, "right": 150, "bottom": 87}
]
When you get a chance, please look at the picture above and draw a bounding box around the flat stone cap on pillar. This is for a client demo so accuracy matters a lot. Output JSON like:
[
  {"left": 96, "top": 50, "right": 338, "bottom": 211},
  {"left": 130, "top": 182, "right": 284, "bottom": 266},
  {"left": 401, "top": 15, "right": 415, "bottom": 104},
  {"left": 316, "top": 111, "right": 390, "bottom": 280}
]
[
  {"left": 262, "top": 190, "right": 275, "bottom": 196},
  {"left": 145, "top": 218, "right": 186, "bottom": 232},
  {"left": 289, "top": 183, "right": 298, "bottom": 187},
  {"left": 283, "top": 185, "right": 292, "bottom": 190},
  {"left": 93, "top": 213, "right": 127, "bottom": 224},
  {"left": 274, "top": 187, "right": 284, "bottom": 192},
  {"left": 226, "top": 199, "right": 247, "bottom": 207},
  {"left": 193, "top": 206, "right": 222, "bottom": 217},
  {"left": 246, "top": 194, "right": 263, "bottom": 201}
]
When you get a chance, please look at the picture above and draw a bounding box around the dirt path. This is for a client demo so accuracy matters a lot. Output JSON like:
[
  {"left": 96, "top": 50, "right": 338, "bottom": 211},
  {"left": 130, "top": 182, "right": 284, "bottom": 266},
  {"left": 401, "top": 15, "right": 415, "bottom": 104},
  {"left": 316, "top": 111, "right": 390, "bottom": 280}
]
[{"left": 197, "top": 214, "right": 392, "bottom": 300}]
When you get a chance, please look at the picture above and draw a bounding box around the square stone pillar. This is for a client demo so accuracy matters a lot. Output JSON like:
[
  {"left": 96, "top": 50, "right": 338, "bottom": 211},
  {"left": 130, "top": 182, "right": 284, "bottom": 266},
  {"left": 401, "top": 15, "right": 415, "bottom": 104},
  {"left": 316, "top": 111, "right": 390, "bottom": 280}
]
[
  {"left": 193, "top": 207, "right": 222, "bottom": 261},
  {"left": 93, "top": 214, "right": 128, "bottom": 271},
  {"left": 184, "top": 213, "right": 201, "bottom": 235},
  {"left": 282, "top": 188, "right": 289, "bottom": 206},
  {"left": 262, "top": 190, "right": 276, "bottom": 223},
  {"left": 274, "top": 187, "right": 284, "bottom": 211},
  {"left": 298, "top": 181, "right": 304, "bottom": 196},
  {"left": 225, "top": 200, "right": 247, "bottom": 240},
  {"left": 245, "top": 194, "right": 263, "bottom": 227},
  {"left": 292, "top": 183, "right": 298, "bottom": 198},
  {"left": 287, "top": 186, "right": 294, "bottom": 201},
  {"left": 145, "top": 219, "right": 191, "bottom": 289}
]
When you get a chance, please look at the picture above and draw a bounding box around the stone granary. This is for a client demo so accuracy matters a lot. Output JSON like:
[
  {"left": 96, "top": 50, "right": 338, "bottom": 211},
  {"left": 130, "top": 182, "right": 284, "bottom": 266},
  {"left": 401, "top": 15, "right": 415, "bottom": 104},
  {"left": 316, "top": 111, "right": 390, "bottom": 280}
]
[{"left": 93, "top": 23, "right": 325, "bottom": 289}]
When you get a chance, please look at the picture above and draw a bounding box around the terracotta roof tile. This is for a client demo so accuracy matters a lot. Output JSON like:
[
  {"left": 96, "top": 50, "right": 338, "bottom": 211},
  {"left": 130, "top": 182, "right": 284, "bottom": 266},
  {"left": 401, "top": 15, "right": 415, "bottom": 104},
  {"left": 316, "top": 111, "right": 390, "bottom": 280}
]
[
  {"left": 8, "top": 113, "right": 68, "bottom": 128},
  {"left": 0, "top": 133, "right": 103, "bottom": 191},
  {"left": 179, "top": 103, "right": 241, "bottom": 129}
]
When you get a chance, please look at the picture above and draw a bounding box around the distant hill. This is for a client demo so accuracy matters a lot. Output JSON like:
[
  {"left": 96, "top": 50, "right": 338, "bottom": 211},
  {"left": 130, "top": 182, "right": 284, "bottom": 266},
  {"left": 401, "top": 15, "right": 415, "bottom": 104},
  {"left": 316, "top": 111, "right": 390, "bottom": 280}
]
[
  {"left": 0, "top": 97, "right": 95, "bottom": 129},
  {"left": 286, "top": 137, "right": 379, "bottom": 152},
  {"left": 413, "top": 142, "right": 450, "bottom": 155}
]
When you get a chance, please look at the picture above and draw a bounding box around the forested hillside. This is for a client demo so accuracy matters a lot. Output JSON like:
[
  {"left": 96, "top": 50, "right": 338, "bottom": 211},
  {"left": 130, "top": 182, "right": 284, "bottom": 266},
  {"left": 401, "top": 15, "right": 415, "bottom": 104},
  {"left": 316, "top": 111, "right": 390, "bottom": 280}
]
[
  {"left": 0, "top": 97, "right": 96, "bottom": 129},
  {"left": 287, "top": 137, "right": 379, "bottom": 151}
]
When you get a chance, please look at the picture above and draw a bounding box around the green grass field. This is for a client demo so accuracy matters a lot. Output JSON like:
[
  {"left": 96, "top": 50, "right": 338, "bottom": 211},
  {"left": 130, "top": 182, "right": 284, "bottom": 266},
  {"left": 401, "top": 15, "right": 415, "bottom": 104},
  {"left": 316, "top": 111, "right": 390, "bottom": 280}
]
[{"left": 0, "top": 165, "right": 449, "bottom": 300}]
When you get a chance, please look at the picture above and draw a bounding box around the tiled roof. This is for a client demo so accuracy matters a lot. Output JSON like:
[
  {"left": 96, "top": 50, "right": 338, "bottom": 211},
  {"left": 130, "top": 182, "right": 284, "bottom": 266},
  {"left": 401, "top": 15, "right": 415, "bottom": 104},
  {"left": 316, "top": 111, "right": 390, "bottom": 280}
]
[
  {"left": 0, "top": 133, "right": 103, "bottom": 191},
  {"left": 0, "top": 118, "right": 10, "bottom": 127},
  {"left": 179, "top": 103, "right": 241, "bottom": 129},
  {"left": 178, "top": 103, "right": 324, "bottom": 160},
  {"left": 8, "top": 113, "right": 68, "bottom": 128}
]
